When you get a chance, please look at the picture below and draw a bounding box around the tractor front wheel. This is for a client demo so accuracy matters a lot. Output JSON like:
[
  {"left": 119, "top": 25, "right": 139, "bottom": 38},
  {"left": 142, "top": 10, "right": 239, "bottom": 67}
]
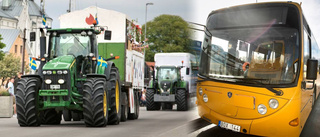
[
  {"left": 176, "top": 89, "right": 188, "bottom": 111},
  {"left": 16, "top": 77, "right": 41, "bottom": 127},
  {"left": 107, "top": 67, "right": 122, "bottom": 125},
  {"left": 146, "top": 89, "right": 161, "bottom": 111},
  {"left": 83, "top": 78, "right": 108, "bottom": 127},
  {"left": 42, "top": 109, "right": 62, "bottom": 125}
]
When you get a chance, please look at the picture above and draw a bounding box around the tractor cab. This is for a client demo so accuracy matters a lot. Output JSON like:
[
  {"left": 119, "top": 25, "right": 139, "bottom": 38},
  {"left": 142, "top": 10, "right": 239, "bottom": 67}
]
[{"left": 156, "top": 66, "right": 181, "bottom": 94}]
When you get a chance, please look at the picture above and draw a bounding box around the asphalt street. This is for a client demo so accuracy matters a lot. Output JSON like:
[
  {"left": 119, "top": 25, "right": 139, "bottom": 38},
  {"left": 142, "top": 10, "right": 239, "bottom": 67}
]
[{"left": 0, "top": 106, "right": 197, "bottom": 137}]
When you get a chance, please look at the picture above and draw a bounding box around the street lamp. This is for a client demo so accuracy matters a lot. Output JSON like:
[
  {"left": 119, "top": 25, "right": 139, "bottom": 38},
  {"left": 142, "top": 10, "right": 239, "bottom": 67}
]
[{"left": 144, "top": 2, "right": 153, "bottom": 58}]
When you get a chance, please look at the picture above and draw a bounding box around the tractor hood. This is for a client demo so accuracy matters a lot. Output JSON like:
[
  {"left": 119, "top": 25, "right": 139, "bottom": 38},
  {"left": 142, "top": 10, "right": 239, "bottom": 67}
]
[{"left": 43, "top": 55, "right": 75, "bottom": 70}]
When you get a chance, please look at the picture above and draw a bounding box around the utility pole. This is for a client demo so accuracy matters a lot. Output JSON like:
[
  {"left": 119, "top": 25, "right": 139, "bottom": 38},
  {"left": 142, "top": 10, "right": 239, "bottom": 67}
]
[{"left": 144, "top": 2, "right": 153, "bottom": 59}]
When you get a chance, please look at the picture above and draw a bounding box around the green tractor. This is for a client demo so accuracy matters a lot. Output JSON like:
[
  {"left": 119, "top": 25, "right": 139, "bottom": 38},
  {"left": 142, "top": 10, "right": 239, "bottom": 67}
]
[
  {"left": 146, "top": 66, "right": 189, "bottom": 111},
  {"left": 16, "top": 27, "right": 125, "bottom": 127}
]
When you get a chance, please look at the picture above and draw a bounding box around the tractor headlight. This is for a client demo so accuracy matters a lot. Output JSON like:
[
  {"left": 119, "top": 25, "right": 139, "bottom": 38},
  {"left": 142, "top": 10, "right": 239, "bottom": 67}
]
[
  {"left": 46, "top": 71, "right": 52, "bottom": 75},
  {"left": 203, "top": 94, "right": 208, "bottom": 103},
  {"left": 269, "top": 99, "right": 279, "bottom": 109},
  {"left": 63, "top": 70, "right": 68, "bottom": 74},
  {"left": 42, "top": 71, "right": 47, "bottom": 75},
  {"left": 58, "top": 79, "right": 65, "bottom": 84},
  {"left": 160, "top": 88, "right": 164, "bottom": 93},
  {"left": 198, "top": 88, "right": 203, "bottom": 96},
  {"left": 258, "top": 104, "right": 267, "bottom": 115},
  {"left": 57, "top": 70, "right": 62, "bottom": 75},
  {"left": 45, "top": 79, "right": 52, "bottom": 84}
]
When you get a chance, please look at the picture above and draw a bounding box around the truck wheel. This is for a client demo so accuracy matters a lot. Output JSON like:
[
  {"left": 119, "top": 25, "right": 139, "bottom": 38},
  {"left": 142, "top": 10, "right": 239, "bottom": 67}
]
[
  {"left": 146, "top": 89, "right": 160, "bottom": 111},
  {"left": 42, "top": 109, "right": 62, "bottom": 124},
  {"left": 176, "top": 89, "right": 188, "bottom": 111},
  {"left": 83, "top": 78, "right": 108, "bottom": 127},
  {"left": 72, "top": 111, "right": 81, "bottom": 121},
  {"left": 128, "top": 91, "right": 139, "bottom": 119},
  {"left": 108, "top": 67, "right": 122, "bottom": 125},
  {"left": 120, "top": 93, "right": 128, "bottom": 122},
  {"left": 16, "top": 77, "right": 41, "bottom": 127},
  {"left": 63, "top": 110, "right": 72, "bottom": 121}
]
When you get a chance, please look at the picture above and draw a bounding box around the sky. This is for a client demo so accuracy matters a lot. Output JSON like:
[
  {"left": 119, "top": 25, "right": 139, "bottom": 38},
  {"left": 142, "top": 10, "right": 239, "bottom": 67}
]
[
  {"left": 190, "top": 0, "right": 320, "bottom": 44},
  {"left": 40, "top": 0, "right": 192, "bottom": 28}
]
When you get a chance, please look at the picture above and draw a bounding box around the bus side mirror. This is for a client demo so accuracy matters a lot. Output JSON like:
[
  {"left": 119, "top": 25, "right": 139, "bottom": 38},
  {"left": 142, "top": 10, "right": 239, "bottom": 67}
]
[
  {"left": 186, "top": 67, "right": 190, "bottom": 75},
  {"left": 30, "top": 32, "right": 36, "bottom": 41},
  {"left": 104, "top": 30, "right": 112, "bottom": 40},
  {"left": 307, "top": 59, "right": 318, "bottom": 80}
]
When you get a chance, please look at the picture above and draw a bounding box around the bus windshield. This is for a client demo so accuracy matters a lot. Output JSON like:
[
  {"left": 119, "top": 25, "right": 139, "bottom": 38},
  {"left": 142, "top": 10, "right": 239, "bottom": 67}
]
[
  {"left": 50, "top": 34, "right": 92, "bottom": 58},
  {"left": 199, "top": 6, "right": 300, "bottom": 85}
]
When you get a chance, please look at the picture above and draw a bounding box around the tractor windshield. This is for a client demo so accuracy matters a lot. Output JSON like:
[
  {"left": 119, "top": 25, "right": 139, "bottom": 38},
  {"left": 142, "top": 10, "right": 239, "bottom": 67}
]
[
  {"left": 157, "top": 67, "right": 178, "bottom": 81},
  {"left": 50, "top": 33, "right": 92, "bottom": 58}
]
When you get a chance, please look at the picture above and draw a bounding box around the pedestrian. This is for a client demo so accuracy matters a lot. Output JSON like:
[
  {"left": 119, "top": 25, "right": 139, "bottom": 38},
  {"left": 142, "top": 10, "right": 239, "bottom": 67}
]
[
  {"left": 6, "top": 78, "right": 16, "bottom": 117},
  {"left": 140, "top": 87, "right": 146, "bottom": 106},
  {"left": 14, "top": 72, "right": 22, "bottom": 95}
]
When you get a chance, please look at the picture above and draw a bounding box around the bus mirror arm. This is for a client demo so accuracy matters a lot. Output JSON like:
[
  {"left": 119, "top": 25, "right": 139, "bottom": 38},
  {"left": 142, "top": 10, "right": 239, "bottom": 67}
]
[{"left": 302, "top": 80, "right": 315, "bottom": 90}]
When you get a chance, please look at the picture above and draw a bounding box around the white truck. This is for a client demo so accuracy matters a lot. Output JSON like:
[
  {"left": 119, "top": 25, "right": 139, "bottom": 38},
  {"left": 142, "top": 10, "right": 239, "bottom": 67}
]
[
  {"left": 59, "top": 6, "right": 144, "bottom": 120},
  {"left": 155, "top": 53, "right": 197, "bottom": 94}
]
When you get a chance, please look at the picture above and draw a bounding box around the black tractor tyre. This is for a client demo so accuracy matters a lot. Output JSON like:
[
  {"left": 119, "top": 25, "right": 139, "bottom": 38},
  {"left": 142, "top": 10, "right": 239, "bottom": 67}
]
[
  {"left": 42, "top": 109, "right": 62, "bottom": 125},
  {"left": 176, "top": 89, "right": 188, "bottom": 111},
  {"left": 128, "top": 91, "right": 140, "bottom": 120},
  {"left": 107, "top": 67, "right": 122, "bottom": 125},
  {"left": 16, "top": 77, "right": 41, "bottom": 127},
  {"left": 146, "top": 89, "right": 161, "bottom": 111},
  {"left": 63, "top": 110, "right": 72, "bottom": 121},
  {"left": 120, "top": 93, "right": 128, "bottom": 122},
  {"left": 72, "top": 111, "right": 81, "bottom": 121},
  {"left": 83, "top": 78, "right": 108, "bottom": 127}
]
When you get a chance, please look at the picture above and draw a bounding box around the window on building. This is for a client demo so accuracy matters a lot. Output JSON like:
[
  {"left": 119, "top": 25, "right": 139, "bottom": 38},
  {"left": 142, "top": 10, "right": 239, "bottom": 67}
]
[
  {"left": 15, "top": 45, "right": 17, "bottom": 53},
  {"left": 20, "top": 45, "right": 23, "bottom": 54}
]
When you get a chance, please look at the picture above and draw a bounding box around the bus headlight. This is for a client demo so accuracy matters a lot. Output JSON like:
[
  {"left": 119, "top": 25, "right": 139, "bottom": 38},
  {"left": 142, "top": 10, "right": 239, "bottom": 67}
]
[
  {"left": 198, "top": 88, "right": 203, "bottom": 96},
  {"left": 258, "top": 104, "right": 267, "bottom": 115},
  {"left": 203, "top": 94, "right": 208, "bottom": 103},
  {"left": 58, "top": 79, "right": 65, "bottom": 84},
  {"left": 269, "top": 99, "right": 279, "bottom": 109},
  {"left": 45, "top": 79, "right": 52, "bottom": 84}
]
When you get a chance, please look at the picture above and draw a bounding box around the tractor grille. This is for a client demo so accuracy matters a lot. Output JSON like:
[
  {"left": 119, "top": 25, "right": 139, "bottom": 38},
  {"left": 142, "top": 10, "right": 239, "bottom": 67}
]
[{"left": 42, "top": 74, "right": 68, "bottom": 90}]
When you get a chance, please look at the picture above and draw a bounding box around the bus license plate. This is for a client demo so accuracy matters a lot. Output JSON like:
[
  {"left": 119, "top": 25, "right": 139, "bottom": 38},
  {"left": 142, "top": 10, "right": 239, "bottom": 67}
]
[
  {"left": 50, "top": 85, "right": 60, "bottom": 90},
  {"left": 218, "top": 121, "right": 241, "bottom": 132}
]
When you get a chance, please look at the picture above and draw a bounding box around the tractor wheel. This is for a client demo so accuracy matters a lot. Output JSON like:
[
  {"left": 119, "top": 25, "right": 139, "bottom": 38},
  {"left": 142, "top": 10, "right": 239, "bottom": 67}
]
[
  {"left": 128, "top": 91, "right": 140, "bottom": 119},
  {"left": 83, "top": 78, "right": 108, "bottom": 127},
  {"left": 63, "top": 110, "right": 72, "bottom": 121},
  {"left": 42, "top": 109, "right": 62, "bottom": 125},
  {"left": 162, "top": 103, "right": 173, "bottom": 110},
  {"left": 146, "top": 89, "right": 161, "bottom": 111},
  {"left": 16, "top": 77, "right": 41, "bottom": 127},
  {"left": 72, "top": 111, "right": 81, "bottom": 121},
  {"left": 120, "top": 93, "right": 128, "bottom": 122},
  {"left": 176, "top": 89, "right": 188, "bottom": 111},
  {"left": 108, "top": 67, "right": 122, "bottom": 125}
]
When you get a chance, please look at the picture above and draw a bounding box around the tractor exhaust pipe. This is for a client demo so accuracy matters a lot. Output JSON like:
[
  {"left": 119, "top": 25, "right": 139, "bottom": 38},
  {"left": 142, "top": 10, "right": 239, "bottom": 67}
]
[{"left": 38, "top": 28, "right": 46, "bottom": 77}]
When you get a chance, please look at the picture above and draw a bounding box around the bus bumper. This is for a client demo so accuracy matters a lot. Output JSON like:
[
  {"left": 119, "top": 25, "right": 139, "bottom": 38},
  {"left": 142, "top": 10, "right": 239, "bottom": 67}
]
[{"left": 197, "top": 98, "right": 300, "bottom": 137}]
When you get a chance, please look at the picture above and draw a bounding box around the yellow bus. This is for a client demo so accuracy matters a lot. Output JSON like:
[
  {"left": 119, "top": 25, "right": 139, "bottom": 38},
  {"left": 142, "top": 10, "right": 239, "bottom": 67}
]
[{"left": 196, "top": 2, "right": 320, "bottom": 137}]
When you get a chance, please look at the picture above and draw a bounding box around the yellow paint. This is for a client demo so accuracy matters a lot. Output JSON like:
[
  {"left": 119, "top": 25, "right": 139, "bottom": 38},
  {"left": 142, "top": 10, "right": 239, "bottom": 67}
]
[
  {"left": 116, "top": 80, "right": 120, "bottom": 113},
  {"left": 103, "top": 91, "right": 107, "bottom": 117}
]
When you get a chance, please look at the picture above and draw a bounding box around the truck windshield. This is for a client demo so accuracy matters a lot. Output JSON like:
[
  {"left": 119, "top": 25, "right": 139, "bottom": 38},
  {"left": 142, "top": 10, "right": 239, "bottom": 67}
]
[
  {"left": 50, "top": 33, "right": 91, "bottom": 58},
  {"left": 199, "top": 5, "right": 300, "bottom": 85},
  {"left": 157, "top": 67, "right": 178, "bottom": 81}
]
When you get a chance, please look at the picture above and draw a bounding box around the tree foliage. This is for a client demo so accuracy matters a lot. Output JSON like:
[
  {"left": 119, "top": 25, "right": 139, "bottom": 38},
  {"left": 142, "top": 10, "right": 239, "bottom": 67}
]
[
  {"left": 142, "top": 15, "right": 191, "bottom": 61},
  {"left": 0, "top": 53, "right": 21, "bottom": 79},
  {"left": 0, "top": 34, "right": 6, "bottom": 60}
]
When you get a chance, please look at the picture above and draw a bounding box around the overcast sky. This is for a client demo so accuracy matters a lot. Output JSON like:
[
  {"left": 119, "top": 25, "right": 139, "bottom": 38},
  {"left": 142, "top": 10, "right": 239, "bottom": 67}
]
[
  {"left": 40, "top": 0, "right": 191, "bottom": 28},
  {"left": 190, "top": 0, "right": 320, "bottom": 44}
]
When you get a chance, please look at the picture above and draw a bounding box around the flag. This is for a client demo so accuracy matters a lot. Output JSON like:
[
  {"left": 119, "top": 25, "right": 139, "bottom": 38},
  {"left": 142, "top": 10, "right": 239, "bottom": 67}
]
[
  {"left": 95, "top": 13, "right": 99, "bottom": 25},
  {"left": 97, "top": 56, "right": 107, "bottom": 68},
  {"left": 29, "top": 57, "right": 37, "bottom": 70},
  {"left": 42, "top": 14, "right": 46, "bottom": 26}
]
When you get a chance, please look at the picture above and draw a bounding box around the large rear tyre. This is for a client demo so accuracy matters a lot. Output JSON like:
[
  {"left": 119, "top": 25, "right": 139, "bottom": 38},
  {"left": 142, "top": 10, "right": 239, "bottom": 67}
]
[
  {"left": 107, "top": 67, "right": 122, "bottom": 125},
  {"left": 176, "top": 89, "right": 188, "bottom": 111},
  {"left": 83, "top": 78, "right": 108, "bottom": 127},
  {"left": 120, "top": 93, "right": 128, "bottom": 122},
  {"left": 146, "top": 89, "right": 160, "bottom": 111},
  {"left": 42, "top": 109, "right": 62, "bottom": 125},
  {"left": 63, "top": 110, "right": 71, "bottom": 121},
  {"left": 16, "top": 77, "right": 41, "bottom": 127}
]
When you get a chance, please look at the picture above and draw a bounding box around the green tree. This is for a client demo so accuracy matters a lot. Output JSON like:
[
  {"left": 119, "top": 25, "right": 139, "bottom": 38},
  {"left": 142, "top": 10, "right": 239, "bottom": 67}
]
[
  {"left": 142, "top": 14, "right": 191, "bottom": 61},
  {"left": 0, "top": 53, "right": 21, "bottom": 85},
  {"left": 0, "top": 34, "right": 6, "bottom": 60}
]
